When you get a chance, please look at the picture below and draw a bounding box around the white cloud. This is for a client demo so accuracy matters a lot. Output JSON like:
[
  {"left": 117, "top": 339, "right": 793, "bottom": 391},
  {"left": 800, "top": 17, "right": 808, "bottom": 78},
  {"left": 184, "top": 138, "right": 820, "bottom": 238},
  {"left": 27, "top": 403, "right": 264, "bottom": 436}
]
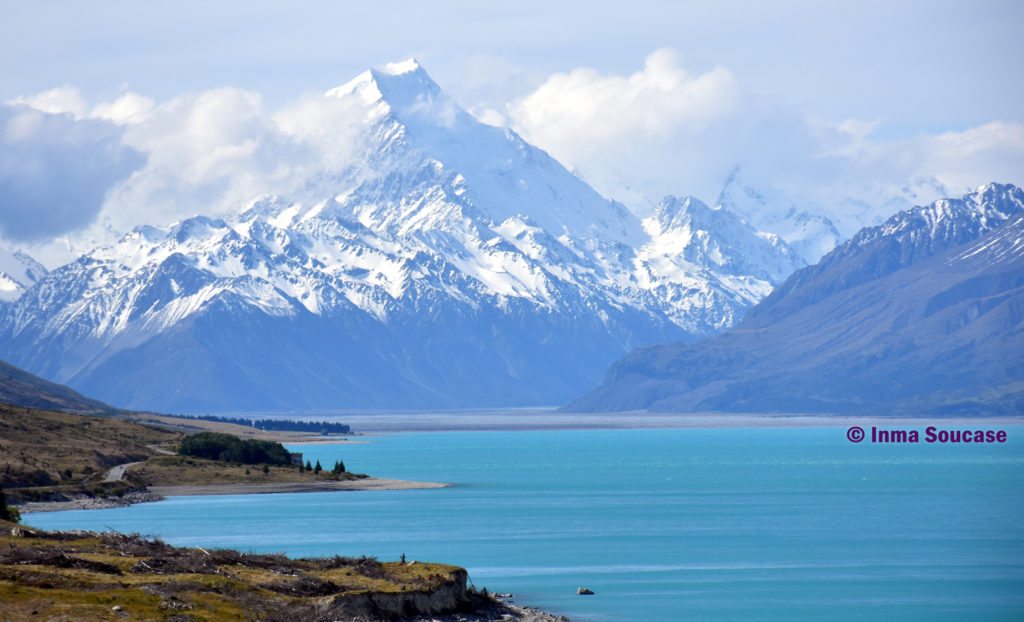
[
  {"left": 3, "top": 82, "right": 387, "bottom": 266},
  {"left": 99, "top": 88, "right": 320, "bottom": 232},
  {"left": 9, "top": 86, "right": 156, "bottom": 126},
  {"left": 505, "top": 49, "right": 780, "bottom": 206},
  {"left": 894, "top": 122, "right": 1024, "bottom": 194},
  {"left": 505, "top": 49, "right": 1024, "bottom": 220},
  {"left": 798, "top": 119, "right": 1024, "bottom": 231},
  {"left": 273, "top": 92, "right": 369, "bottom": 170},
  {"left": 10, "top": 86, "right": 88, "bottom": 118},
  {"left": 0, "top": 106, "right": 144, "bottom": 243},
  {"left": 514, "top": 49, "right": 739, "bottom": 141},
  {"left": 91, "top": 92, "right": 155, "bottom": 125},
  {"left": 4, "top": 52, "right": 1023, "bottom": 266}
]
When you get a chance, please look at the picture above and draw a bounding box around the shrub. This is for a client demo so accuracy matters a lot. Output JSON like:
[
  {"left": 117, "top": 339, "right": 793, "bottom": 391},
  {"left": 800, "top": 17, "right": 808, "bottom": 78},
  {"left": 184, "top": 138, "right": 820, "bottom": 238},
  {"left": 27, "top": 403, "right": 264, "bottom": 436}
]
[{"left": 0, "top": 486, "right": 20, "bottom": 524}]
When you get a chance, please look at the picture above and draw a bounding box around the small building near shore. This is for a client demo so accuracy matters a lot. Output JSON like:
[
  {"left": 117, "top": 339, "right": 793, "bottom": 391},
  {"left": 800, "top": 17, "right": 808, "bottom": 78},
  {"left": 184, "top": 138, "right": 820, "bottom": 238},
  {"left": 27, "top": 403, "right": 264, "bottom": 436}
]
[{"left": 289, "top": 452, "right": 304, "bottom": 466}]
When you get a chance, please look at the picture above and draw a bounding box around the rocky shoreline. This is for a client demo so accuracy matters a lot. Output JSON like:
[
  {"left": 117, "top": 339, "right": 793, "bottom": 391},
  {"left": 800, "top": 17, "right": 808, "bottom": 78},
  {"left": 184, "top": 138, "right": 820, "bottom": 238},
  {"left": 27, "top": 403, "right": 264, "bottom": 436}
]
[
  {"left": 16, "top": 490, "right": 164, "bottom": 514},
  {"left": 440, "top": 602, "right": 568, "bottom": 621},
  {"left": 491, "top": 599, "right": 570, "bottom": 622}
]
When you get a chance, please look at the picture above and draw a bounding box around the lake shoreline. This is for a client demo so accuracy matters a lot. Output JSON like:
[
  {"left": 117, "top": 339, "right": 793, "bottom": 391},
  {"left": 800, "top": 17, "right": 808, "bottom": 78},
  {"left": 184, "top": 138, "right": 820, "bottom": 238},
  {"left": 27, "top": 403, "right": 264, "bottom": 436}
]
[
  {"left": 284, "top": 411, "right": 1024, "bottom": 433},
  {"left": 150, "top": 476, "right": 449, "bottom": 496},
  {"left": 17, "top": 477, "right": 449, "bottom": 513}
]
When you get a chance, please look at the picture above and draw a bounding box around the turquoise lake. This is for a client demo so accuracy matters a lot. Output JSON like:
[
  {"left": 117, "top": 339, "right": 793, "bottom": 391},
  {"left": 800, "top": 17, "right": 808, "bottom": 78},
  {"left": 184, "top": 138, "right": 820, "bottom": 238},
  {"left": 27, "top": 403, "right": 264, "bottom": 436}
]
[{"left": 27, "top": 427, "right": 1024, "bottom": 621}]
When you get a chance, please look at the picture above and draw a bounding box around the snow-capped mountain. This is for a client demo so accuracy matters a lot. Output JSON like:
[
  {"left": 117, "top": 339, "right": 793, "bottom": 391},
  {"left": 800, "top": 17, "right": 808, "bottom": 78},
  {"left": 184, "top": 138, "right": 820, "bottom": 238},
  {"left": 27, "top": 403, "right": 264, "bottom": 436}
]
[
  {"left": 716, "top": 168, "right": 953, "bottom": 265},
  {"left": 716, "top": 169, "right": 843, "bottom": 264},
  {"left": 751, "top": 182, "right": 1024, "bottom": 322},
  {"left": 571, "top": 183, "right": 1024, "bottom": 415},
  {"left": 0, "top": 248, "right": 46, "bottom": 302},
  {"left": 635, "top": 196, "right": 804, "bottom": 329},
  {"left": 0, "top": 60, "right": 804, "bottom": 412}
]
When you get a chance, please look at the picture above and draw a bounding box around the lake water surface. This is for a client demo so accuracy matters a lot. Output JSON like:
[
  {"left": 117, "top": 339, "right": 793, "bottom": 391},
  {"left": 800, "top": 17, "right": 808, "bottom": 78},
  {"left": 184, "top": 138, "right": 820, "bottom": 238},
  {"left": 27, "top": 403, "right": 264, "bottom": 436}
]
[{"left": 27, "top": 427, "right": 1024, "bottom": 621}]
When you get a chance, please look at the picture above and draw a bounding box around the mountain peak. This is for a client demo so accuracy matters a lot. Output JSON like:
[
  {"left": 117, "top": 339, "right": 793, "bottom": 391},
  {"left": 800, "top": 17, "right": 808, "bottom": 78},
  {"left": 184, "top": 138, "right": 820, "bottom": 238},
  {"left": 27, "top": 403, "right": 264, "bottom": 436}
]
[
  {"left": 715, "top": 167, "right": 843, "bottom": 264},
  {"left": 873, "top": 182, "right": 1023, "bottom": 241},
  {"left": 652, "top": 195, "right": 724, "bottom": 232},
  {"left": 0, "top": 247, "right": 47, "bottom": 302},
  {"left": 380, "top": 57, "right": 423, "bottom": 76},
  {"left": 747, "top": 182, "right": 1024, "bottom": 325},
  {"left": 972, "top": 181, "right": 1019, "bottom": 206},
  {"left": 642, "top": 194, "right": 805, "bottom": 288},
  {"left": 326, "top": 58, "right": 442, "bottom": 114}
]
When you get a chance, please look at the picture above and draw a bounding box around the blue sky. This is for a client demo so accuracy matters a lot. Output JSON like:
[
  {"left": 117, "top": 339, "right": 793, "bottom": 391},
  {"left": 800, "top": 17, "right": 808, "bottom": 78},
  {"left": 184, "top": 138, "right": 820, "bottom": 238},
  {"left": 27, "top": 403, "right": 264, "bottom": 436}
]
[{"left": 2, "top": 1, "right": 1023, "bottom": 263}]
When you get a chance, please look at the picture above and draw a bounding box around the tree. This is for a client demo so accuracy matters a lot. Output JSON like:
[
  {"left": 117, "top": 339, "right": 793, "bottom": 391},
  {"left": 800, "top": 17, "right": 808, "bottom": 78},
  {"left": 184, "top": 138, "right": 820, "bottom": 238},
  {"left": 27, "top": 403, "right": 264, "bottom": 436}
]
[
  {"left": 0, "top": 486, "right": 20, "bottom": 524},
  {"left": 305, "top": 460, "right": 312, "bottom": 472},
  {"left": 178, "top": 432, "right": 291, "bottom": 466},
  {"left": 314, "top": 460, "right": 323, "bottom": 474}
]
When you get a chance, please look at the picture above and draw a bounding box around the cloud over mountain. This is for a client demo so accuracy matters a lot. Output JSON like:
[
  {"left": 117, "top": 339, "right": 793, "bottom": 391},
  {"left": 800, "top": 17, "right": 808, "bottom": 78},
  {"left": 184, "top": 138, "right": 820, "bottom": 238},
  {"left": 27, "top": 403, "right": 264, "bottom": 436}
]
[
  {"left": 0, "top": 105, "right": 144, "bottom": 242},
  {"left": 504, "top": 49, "right": 1024, "bottom": 215},
  {"left": 5, "top": 51, "right": 1023, "bottom": 267}
]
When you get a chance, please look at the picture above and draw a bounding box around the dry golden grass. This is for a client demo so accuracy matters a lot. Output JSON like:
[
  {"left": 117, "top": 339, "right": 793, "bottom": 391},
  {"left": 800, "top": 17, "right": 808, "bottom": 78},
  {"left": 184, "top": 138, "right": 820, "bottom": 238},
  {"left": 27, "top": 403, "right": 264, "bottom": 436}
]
[
  {"left": 0, "top": 404, "right": 180, "bottom": 492},
  {"left": 1, "top": 405, "right": 363, "bottom": 505},
  {"left": 135, "top": 455, "right": 365, "bottom": 487},
  {"left": 0, "top": 521, "right": 464, "bottom": 621}
]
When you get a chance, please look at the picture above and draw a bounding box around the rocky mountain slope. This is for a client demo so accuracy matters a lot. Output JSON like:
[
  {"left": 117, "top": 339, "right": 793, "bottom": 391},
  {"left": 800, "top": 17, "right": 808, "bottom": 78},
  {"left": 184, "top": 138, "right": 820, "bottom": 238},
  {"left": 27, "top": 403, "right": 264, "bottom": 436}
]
[
  {"left": 569, "top": 184, "right": 1024, "bottom": 415},
  {"left": 0, "top": 60, "right": 802, "bottom": 412}
]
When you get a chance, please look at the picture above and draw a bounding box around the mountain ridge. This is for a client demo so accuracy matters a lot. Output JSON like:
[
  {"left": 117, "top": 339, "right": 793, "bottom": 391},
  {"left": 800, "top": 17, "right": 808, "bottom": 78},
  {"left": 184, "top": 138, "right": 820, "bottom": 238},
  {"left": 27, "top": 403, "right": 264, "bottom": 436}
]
[
  {"left": 0, "top": 358, "right": 113, "bottom": 413},
  {"left": 568, "top": 184, "right": 1024, "bottom": 415}
]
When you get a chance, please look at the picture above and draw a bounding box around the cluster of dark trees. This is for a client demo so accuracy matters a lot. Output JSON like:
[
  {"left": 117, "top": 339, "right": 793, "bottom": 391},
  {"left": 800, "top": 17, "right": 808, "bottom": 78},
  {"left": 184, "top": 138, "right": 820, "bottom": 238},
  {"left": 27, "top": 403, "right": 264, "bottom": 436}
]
[
  {"left": 298, "top": 459, "right": 346, "bottom": 475},
  {"left": 178, "top": 432, "right": 292, "bottom": 466},
  {"left": 175, "top": 415, "right": 351, "bottom": 435}
]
